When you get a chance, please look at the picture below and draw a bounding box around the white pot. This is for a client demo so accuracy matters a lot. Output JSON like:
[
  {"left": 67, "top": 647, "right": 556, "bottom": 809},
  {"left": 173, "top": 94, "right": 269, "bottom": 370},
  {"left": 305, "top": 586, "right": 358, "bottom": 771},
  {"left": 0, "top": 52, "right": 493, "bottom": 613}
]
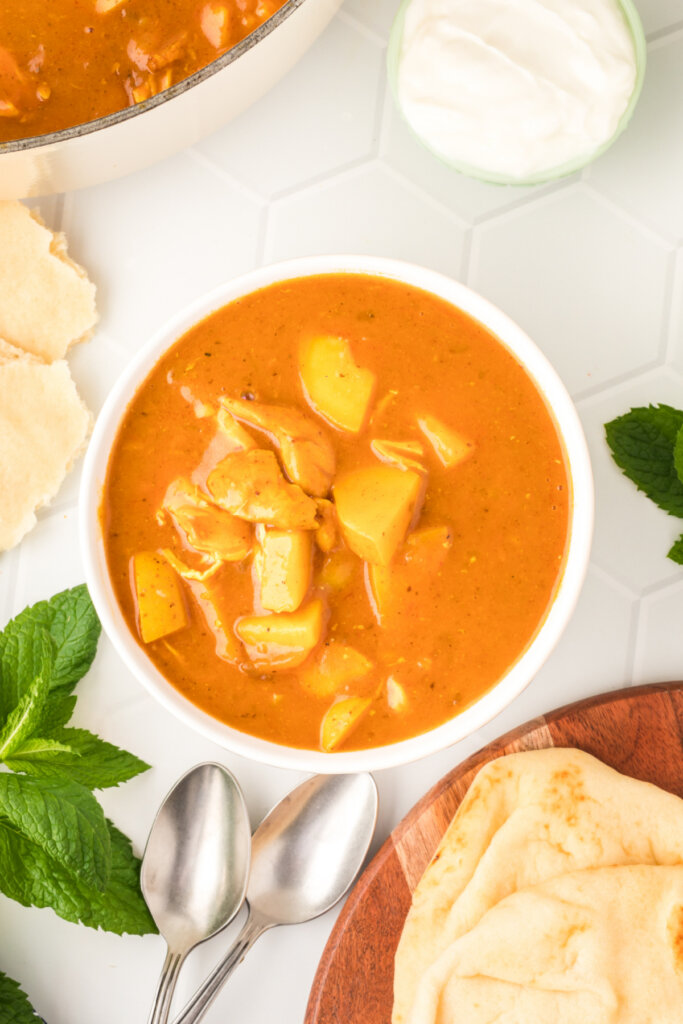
[{"left": 0, "top": 0, "right": 341, "bottom": 199}]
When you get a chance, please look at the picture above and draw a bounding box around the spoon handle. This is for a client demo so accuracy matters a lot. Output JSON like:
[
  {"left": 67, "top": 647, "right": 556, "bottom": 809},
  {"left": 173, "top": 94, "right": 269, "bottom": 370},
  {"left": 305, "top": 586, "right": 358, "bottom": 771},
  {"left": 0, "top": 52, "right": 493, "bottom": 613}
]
[
  {"left": 147, "top": 948, "right": 185, "bottom": 1024},
  {"left": 171, "top": 912, "right": 270, "bottom": 1024}
]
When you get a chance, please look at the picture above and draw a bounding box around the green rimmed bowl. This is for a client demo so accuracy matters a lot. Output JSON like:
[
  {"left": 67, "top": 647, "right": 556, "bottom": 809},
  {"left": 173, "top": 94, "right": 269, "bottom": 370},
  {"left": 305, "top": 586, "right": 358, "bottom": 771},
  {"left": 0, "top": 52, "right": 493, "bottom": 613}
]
[{"left": 387, "top": 0, "right": 647, "bottom": 187}]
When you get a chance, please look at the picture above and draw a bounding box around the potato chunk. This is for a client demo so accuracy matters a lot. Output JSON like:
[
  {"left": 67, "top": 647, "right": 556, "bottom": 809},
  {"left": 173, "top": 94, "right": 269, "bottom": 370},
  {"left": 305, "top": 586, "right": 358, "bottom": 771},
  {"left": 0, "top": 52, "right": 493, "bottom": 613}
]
[
  {"left": 254, "top": 528, "right": 312, "bottom": 613},
  {"left": 207, "top": 449, "right": 318, "bottom": 530},
  {"left": 299, "top": 335, "right": 377, "bottom": 434},
  {"left": 236, "top": 599, "right": 324, "bottom": 670},
  {"left": 321, "top": 696, "right": 372, "bottom": 752},
  {"left": 133, "top": 552, "right": 188, "bottom": 643},
  {"left": 220, "top": 398, "right": 335, "bottom": 497},
  {"left": 333, "top": 465, "right": 422, "bottom": 565},
  {"left": 298, "top": 642, "right": 373, "bottom": 699},
  {"left": 417, "top": 414, "right": 474, "bottom": 468}
]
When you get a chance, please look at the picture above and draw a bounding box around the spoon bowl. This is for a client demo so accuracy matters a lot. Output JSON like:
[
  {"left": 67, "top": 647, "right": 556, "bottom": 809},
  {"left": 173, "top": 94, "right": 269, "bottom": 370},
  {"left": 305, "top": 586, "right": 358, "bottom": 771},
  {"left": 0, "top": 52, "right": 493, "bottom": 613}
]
[
  {"left": 248, "top": 773, "right": 379, "bottom": 925},
  {"left": 142, "top": 762, "right": 251, "bottom": 1024},
  {"left": 173, "top": 772, "right": 378, "bottom": 1024}
]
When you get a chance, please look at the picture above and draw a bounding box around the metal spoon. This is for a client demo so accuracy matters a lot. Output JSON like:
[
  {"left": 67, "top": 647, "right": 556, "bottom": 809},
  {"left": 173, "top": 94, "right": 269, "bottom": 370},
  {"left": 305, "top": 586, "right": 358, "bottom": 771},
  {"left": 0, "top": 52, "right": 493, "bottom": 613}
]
[
  {"left": 171, "top": 772, "right": 378, "bottom": 1024},
  {"left": 142, "top": 762, "right": 251, "bottom": 1024}
]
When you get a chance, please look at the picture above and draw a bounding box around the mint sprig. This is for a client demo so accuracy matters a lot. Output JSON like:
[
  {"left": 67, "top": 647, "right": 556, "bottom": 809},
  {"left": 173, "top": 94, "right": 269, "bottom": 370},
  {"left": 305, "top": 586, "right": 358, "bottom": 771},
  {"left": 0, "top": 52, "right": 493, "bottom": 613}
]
[
  {"left": 0, "top": 586, "right": 156, "bottom": 1019},
  {"left": 0, "top": 971, "right": 41, "bottom": 1024},
  {"left": 605, "top": 405, "right": 683, "bottom": 563}
]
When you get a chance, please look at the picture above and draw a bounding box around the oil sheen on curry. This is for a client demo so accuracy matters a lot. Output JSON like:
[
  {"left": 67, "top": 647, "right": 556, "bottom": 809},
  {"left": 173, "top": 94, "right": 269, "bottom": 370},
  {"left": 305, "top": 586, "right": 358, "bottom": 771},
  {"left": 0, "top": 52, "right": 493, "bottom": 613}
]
[
  {"left": 0, "top": 0, "right": 285, "bottom": 142},
  {"left": 102, "top": 274, "right": 570, "bottom": 753}
]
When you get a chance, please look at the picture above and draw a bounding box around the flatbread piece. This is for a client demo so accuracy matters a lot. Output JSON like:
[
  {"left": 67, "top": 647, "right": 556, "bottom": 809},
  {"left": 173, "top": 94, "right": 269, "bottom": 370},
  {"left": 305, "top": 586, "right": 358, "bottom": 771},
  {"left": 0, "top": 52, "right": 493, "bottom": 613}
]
[
  {"left": 394, "top": 748, "right": 683, "bottom": 1023},
  {"left": 0, "top": 200, "right": 97, "bottom": 362},
  {"left": 0, "top": 340, "right": 91, "bottom": 550}
]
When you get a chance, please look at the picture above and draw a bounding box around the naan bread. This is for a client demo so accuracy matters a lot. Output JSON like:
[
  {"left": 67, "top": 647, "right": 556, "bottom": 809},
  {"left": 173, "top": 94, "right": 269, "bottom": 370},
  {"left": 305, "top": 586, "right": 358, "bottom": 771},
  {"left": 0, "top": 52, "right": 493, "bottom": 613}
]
[
  {"left": 0, "top": 201, "right": 97, "bottom": 362},
  {"left": 407, "top": 866, "right": 683, "bottom": 1024},
  {"left": 394, "top": 748, "right": 683, "bottom": 1023},
  {"left": 0, "top": 341, "right": 91, "bottom": 550}
]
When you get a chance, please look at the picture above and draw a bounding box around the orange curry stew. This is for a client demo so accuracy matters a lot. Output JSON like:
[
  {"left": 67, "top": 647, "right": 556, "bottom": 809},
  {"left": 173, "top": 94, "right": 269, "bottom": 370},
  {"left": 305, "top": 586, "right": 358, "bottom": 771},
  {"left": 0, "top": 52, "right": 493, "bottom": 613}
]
[
  {"left": 102, "top": 274, "right": 571, "bottom": 753},
  {"left": 0, "top": 0, "right": 286, "bottom": 142}
]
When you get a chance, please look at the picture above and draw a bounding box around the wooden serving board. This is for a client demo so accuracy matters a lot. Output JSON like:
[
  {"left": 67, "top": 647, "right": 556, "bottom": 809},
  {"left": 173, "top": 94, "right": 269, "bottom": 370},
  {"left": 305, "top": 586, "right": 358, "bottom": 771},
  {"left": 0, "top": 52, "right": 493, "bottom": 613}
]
[{"left": 304, "top": 682, "right": 683, "bottom": 1024}]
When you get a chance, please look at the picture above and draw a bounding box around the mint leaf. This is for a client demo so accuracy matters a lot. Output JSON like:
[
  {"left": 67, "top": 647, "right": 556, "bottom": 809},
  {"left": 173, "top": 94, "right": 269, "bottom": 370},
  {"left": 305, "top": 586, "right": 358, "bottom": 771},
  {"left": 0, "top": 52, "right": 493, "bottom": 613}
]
[
  {"left": 0, "top": 628, "right": 55, "bottom": 725},
  {"left": 0, "top": 774, "right": 111, "bottom": 891},
  {"left": 0, "top": 972, "right": 41, "bottom": 1024},
  {"left": 668, "top": 534, "right": 683, "bottom": 564},
  {"left": 0, "top": 817, "right": 156, "bottom": 935},
  {"left": 605, "top": 404, "right": 683, "bottom": 517},
  {"left": 0, "top": 586, "right": 101, "bottom": 713},
  {"left": 38, "top": 693, "right": 77, "bottom": 732},
  {"left": 6, "top": 728, "right": 149, "bottom": 790},
  {"left": 0, "top": 633, "right": 53, "bottom": 759},
  {"left": 674, "top": 424, "right": 683, "bottom": 487}
]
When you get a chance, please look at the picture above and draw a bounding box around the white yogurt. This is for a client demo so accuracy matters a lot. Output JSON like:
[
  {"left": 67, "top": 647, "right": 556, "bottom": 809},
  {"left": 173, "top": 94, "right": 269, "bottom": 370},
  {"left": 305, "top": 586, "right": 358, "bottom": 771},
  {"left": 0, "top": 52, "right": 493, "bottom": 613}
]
[{"left": 396, "top": 0, "right": 638, "bottom": 180}]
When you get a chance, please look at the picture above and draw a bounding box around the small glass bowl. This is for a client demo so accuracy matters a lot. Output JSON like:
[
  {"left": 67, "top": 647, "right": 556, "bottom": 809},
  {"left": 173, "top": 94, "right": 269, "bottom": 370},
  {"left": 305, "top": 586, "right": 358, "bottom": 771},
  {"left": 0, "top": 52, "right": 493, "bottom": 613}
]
[{"left": 387, "top": 0, "right": 647, "bottom": 186}]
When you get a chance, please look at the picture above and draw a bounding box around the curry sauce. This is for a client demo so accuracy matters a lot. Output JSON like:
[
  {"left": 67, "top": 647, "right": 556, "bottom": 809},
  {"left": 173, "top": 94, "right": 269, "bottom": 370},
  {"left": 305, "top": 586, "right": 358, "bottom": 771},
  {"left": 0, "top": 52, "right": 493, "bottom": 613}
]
[{"left": 102, "top": 273, "right": 570, "bottom": 752}]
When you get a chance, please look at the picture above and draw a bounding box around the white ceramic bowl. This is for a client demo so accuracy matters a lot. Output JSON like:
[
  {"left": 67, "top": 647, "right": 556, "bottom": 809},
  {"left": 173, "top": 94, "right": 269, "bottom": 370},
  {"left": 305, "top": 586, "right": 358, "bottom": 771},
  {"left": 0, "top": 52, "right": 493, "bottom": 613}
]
[{"left": 80, "top": 255, "right": 594, "bottom": 773}]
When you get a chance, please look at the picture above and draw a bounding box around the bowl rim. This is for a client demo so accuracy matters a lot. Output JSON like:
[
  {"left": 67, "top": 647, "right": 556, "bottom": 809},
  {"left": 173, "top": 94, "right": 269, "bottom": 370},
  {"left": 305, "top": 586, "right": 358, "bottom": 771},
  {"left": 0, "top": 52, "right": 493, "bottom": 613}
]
[
  {"left": 79, "top": 254, "right": 594, "bottom": 773},
  {"left": 386, "top": 0, "right": 647, "bottom": 187},
  {"left": 0, "top": 0, "right": 308, "bottom": 155}
]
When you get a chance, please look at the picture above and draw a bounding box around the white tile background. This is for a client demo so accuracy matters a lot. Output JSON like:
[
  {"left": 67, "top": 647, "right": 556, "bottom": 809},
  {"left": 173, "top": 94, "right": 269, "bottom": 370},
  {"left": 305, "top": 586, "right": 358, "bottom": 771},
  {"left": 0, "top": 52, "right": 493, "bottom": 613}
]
[{"left": 2, "top": 1, "right": 683, "bottom": 1022}]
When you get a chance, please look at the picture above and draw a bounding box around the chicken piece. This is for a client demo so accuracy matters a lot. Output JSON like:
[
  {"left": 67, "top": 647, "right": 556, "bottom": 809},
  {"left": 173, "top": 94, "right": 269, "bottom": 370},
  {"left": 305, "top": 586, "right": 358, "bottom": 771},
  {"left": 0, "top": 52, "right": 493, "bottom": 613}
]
[
  {"left": 254, "top": 527, "right": 312, "bottom": 613},
  {"left": 171, "top": 506, "right": 252, "bottom": 562},
  {"left": 161, "top": 477, "right": 252, "bottom": 562},
  {"left": 320, "top": 696, "right": 372, "bottom": 752},
  {"left": 207, "top": 449, "right": 318, "bottom": 530},
  {"left": 216, "top": 408, "right": 257, "bottom": 452},
  {"left": 299, "top": 335, "right": 376, "bottom": 434},
  {"left": 220, "top": 397, "right": 335, "bottom": 498},
  {"left": 386, "top": 675, "right": 408, "bottom": 712},
  {"left": 298, "top": 642, "right": 373, "bottom": 699},
  {"left": 315, "top": 498, "right": 337, "bottom": 553},
  {"left": 0, "top": 47, "right": 33, "bottom": 118},
  {"left": 371, "top": 438, "right": 426, "bottom": 475},
  {"left": 133, "top": 552, "right": 188, "bottom": 643},
  {"left": 417, "top": 413, "right": 475, "bottom": 468},
  {"left": 333, "top": 465, "right": 423, "bottom": 565},
  {"left": 236, "top": 599, "right": 324, "bottom": 670},
  {"left": 200, "top": 2, "right": 234, "bottom": 49},
  {"left": 184, "top": 572, "right": 243, "bottom": 664}
]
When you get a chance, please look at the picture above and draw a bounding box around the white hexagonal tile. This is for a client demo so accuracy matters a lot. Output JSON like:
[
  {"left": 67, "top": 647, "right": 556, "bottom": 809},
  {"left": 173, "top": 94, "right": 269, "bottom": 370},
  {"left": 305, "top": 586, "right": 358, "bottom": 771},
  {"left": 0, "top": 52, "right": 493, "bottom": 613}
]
[
  {"left": 669, "top": 247, "right": 683, "bottom": 373},
  {"left": 342, "top": 0, "right": 398, "bottom": 37},
  {"left": 381, "top": 94, "right": 570, "bottom": 225},
  {"left": 635, "top": 577, "right": 683, "bottom": 683},
  {"left": 577, "top": 365, "right": 683, "bottom": 594},
  {"left": 13, "top": 506, "right": 82, "bottom": 616},
  {"left": 196, "top": 16, "right": 384, "bottom": 199},
  {"left": 61, "top": 151, "right": 263, "bottom": 356},
  {"left": 469, "top": 185, "right": 672, "bottom": 396},
  {"left": 589, "top": 31, "right": 683, "bottom": 242},
  {"left": 265, "top": 162, "right": 467, "bottom": 274},
  {"left": 639, "top": 1, "right": 683, "bottom": 37}
]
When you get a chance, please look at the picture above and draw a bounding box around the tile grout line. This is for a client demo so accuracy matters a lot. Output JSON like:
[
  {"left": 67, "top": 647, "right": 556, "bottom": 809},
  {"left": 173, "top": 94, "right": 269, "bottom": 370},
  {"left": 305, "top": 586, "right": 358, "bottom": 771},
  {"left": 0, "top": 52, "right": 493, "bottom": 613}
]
[
  {"left": 625, "top": 593, "right": 643, "bottom": 685},
  {"left": 336, "top": 7, "right": 387, "bottom": 47}
]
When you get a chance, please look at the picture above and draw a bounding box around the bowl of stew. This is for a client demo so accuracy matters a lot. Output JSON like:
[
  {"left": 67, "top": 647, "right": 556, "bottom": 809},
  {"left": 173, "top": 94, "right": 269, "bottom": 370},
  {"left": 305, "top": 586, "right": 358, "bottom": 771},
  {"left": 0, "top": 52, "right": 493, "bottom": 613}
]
[
  {"left": 80, "top": 255, "right": 593, "bottom": 772},
  {"left": 0, "top": 0, "right": 341, "bottom": 199}
]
